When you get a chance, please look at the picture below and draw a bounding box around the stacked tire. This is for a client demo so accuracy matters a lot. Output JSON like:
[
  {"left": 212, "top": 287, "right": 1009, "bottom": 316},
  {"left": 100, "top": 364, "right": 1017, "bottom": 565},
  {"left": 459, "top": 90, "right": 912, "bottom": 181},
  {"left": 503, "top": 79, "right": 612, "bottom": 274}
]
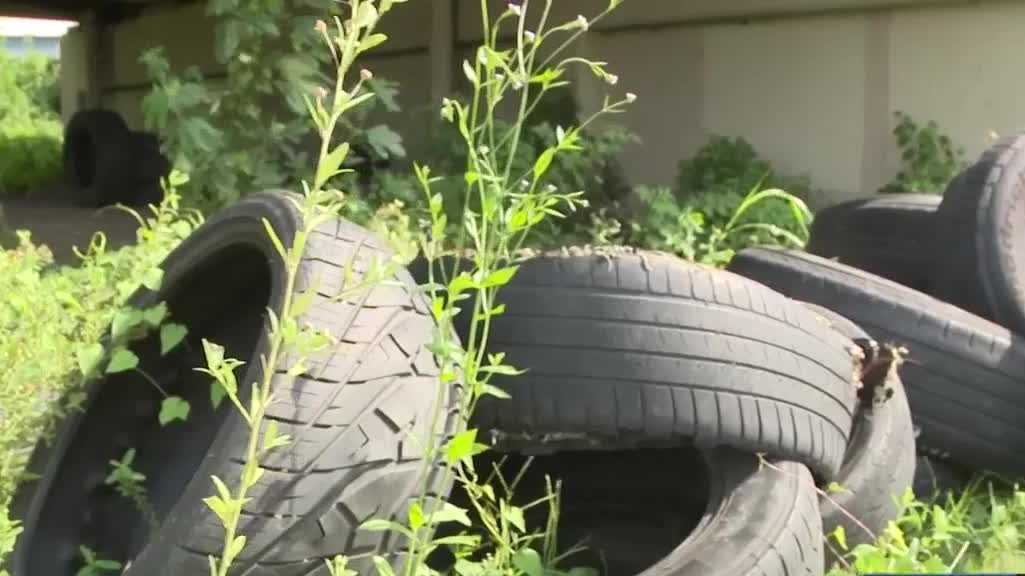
[
  {"left": 729, "top": 133, "right": 1025, "bottom": 485},
  {"left": 414, "top": 246, "right": 916, "bottom": 574}
]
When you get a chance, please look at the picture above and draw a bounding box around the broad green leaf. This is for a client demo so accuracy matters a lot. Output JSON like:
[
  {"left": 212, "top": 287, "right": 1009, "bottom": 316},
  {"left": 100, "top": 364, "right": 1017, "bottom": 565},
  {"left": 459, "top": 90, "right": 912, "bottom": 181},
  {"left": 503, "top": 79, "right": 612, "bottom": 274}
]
[
  {"left": 481, "top": 266, "right": 518, "bottom": 288},
  {"left": 202, "top": 339, "right": 225, "bottom": 368},
  {"left": 444, "top": 429, "right": 479, "bottom": 465},
  {"left": 512, "top": 548, "right": 543, "bottom": 576},
  {"left": 359, "top": 33, "right": 388, "bottom": 52},
  {"left": 143, "top": 303, "right": 169, "bottom": 328},
  {"left": 111, "top": 309, "right": 144, "bottom": 341},
  {"left": 77, "top": 343, "right": 105, "bottom": 378},
  {"left": 408, "top": 501, "right": 424, "bottom": 530},
  {"left": 160, "top": 323, "right": 188, "bottom": 355},
  {"left": 433, "top": 501, "right": 472, "bottom": 527},
  {"left": 203, "top": 495, "right": 231, "bottom": 526},
  {"left": 142, "top": 267, "right": 164, "bottom": 291},
  {"left": 106, "top": 347, "right": 139, "bottom": 373},
  {"left": 365, "top": 125, "right": 406, "bottom": 159},
  {"left": 226, "top": 535, "right": 246, "bottom": 564},
  {"left": 159, "top": 396, "right": 191, "bottom": 425}
]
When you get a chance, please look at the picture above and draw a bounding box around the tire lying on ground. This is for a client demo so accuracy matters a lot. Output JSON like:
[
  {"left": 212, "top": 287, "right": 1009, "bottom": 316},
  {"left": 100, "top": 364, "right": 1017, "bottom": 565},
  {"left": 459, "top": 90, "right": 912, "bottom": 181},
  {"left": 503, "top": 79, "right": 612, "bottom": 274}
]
[
  {"left": 452, "top": 247, "right": 859, "bottom": 480},
  {"left": 6, "top": 192, "right": 457, "bottom": 576},
  {"left": 933, "top": 135, "right": 1025, "bottom": 335},
  {"left": 482, "top": 447, "right": 822, "bottom": 576},
  {"left": 806, "top": 194, "right": 940, "bottom": 293},
  {"left": 125, "top": 130, "right": 172, "bottom": 207},
  {"left": 63, "top": 109, "right": 131, "bottom": 207},
  {"left": 799, "top": 302, "right": 916, "bottom": 559},
  {"left": 728, "top": 247, "right": 1025, "bottom": 476}
]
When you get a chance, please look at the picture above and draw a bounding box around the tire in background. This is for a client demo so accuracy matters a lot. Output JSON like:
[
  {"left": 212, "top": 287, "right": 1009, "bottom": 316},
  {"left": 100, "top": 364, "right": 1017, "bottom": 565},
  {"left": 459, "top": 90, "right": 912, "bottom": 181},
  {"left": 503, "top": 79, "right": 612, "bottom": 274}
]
[
  {"left": 7, "top": 192, "right": 457, "bottom": 576},
  {"left": 63, "top": 109, "right": 130, "bottom": 207},
  {"left": 728, "top": 247, "right": 1025, "bottom": 477},
  {"left": 468, "top": 247, "right": 859, "bottom": 480},
  {"left": 933, "top": 135, "right": 1025, "bottom": 335},
  {"left": 807, "top": 194, "right": 940, "bottom": 293},
  {"left": 125, "top": 130, "right": 172, "bottom": 207}
]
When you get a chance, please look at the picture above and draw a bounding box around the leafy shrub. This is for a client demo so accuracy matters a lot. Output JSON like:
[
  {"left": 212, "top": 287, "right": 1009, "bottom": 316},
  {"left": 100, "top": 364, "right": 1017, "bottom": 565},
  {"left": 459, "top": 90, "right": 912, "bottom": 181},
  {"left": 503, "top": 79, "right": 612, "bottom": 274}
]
[
  {"left": 0, "top": 117, "right": 63, "bottom": 195},
  {"left": 0, "top": 46, "right": 63, "bottom": 196},
  {"left": 828, "top": 478, "right": 1025, "bottom": 574},
  {"left": 624, "top": 184, "right": 811, "bottom": 266},
  {"left": 676, "top": 135, "right": 812, "bottom": 203},
  {"left": 0, "top": 186, "right": 199, "bottom": 570},
  {"left": 881, "top": 111, "right": 967, "bottom": 195}
]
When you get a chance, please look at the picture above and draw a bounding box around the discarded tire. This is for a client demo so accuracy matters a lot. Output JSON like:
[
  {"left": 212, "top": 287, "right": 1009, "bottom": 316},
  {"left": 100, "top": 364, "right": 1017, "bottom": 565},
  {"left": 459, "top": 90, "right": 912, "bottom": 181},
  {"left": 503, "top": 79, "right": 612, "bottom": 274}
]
[
  {"left": 126, "top": 130, "right": 172, "bottom": 207},
  {"left": 467, "top": 248, "right": 859, "bottom": 479},
  {"left": 934, "top": 135, "right": 1025, "bottom": 335},
  {"left": 728, "top": 247, "right": 1025, "bottom": 476},
  {"left": 807, "top": 194, "right": 940, "bottom": 292},
  {"left": 801, "top": 301, "right": 915, "bottom": 559},
  {"left": 494, "top": 447, "right": 822, "bottom": 576},
  {"left": 7, "top": 192, "right": 456, "bottom": 575},
  {"left": 63, "top": 109, "right": 130, "bottom": 207}
]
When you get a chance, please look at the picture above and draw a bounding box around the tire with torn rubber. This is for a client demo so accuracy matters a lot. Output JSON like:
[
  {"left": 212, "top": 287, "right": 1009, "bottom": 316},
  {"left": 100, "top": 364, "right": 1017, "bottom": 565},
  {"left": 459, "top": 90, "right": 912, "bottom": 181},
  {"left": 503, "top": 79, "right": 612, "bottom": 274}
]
[
  {"left": 506, "top": 447, "right": 822, "bottom": 576},
  {"left": 799, "top": 302, "right": 916, "bottom": 560},
  {"left": 933, "top": 135, "right": 1025, "bottom": 334},
  {"left": 807, "top": 194, "right": 940, "bottom": 292},
  {"left": 6, "top": 192, "right": 456, "bottom": 576},
  {"left": 728, "top": 247, "right": 1025, "bottom": 476},
  {"left": 63, "top": 109, "right": 130, "bottom": 207},
  {"left": 468, "top": 247, "right": 858, "bottom": 479}
]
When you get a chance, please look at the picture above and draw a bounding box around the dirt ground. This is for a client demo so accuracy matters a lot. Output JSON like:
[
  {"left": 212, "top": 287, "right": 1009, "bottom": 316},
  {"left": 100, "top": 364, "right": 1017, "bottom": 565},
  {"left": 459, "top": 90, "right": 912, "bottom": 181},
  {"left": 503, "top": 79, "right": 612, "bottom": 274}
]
[{"left": 2, "top": 185, "right": 141, "bottom": 265}]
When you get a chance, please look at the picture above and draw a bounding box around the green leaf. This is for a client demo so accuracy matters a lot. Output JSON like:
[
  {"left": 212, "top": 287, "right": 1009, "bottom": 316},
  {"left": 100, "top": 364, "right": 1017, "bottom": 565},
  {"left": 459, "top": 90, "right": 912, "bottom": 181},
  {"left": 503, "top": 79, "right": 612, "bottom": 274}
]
[
  {"left": 160, "top": 323, "right": 188, "bottom": 355},
  {"left": 226, "top": 535, "right": 246, "bottom": 564},
  {"left": 353, "top": 2, "right": 379, "bottom": 29},
  {"left": 365, "top": 125, "right": 406, "bottom": 160},
  {"left": 481, "top": 266, "right": 518, "bottom": 288},
  {"left": 106, "top": 347, "right": 139, "bottom": 373},
  {"left": 316, "top": 142, "right": 350, "bottom": 190},
  {"left": 444, "top": 429, "right": 479, "bottom": 465},
  {"left": 142, "top": 267, "right": 164, "bottom": 291},
  {"left": 202, "top": 339, "right": 225, "bottom": 368},
  {"left": 77, "top": 343, "right": 105, "bottom": 378},
  {"left": 831, "top": 525, "right": 848, "bottom": 551},
  {"left": 372, "top": 556, "right": 395, "bottom": 576},
  {"left": 408, "top": 501, "right": 424, "bottom": 530},
  {"left": 512, "top": 548, "right": 543, "bottom": 576},
  {"left": 433, "top": 501, "right": 472, "bottom": 527},
  {"left": 501, "top": 502, "right": 525, "bottom": 533},
  {"left": 210, "top": 377, "right": 227, "bottom": 409},
  {"left": 159, "top": 396, "right": 191, "bottom": 425},
  {"left": 111, "top": 309, "right": 144, "bottom": 341},
  {"left": 359, "top": 33, "right": 388, "bottom": 52},
  {"left": 203, "top": 495, "right": 232, "bottom": 526},
  {"left": 143, "top": 303, "right": 169, "bottom": 328},
  {"left": 533, "top": 148, "right": 557, "bottom": 181}
]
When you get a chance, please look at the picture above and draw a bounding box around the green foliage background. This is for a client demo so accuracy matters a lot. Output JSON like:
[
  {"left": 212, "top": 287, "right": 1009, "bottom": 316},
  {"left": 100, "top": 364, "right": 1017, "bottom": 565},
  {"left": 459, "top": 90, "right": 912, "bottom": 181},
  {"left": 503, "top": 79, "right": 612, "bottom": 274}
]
[{"left": 0, "top": 46, "right": 63, "bottom": 196}]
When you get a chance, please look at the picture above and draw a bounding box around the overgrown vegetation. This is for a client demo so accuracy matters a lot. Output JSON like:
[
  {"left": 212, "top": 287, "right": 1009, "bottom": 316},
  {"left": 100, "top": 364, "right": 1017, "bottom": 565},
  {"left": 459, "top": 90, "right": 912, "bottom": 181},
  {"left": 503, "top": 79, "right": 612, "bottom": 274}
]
[
  {"left": 0, "top": 46, "right": 62, "bottom": 196},
  {"left": 881, "top": 111, "right": 967, "bottom": 195},
  {"left": 828, "top": 478, "right": 1025, "bottom": 574},
  {"left": 0, "top": 190, "right": 200, "bottom": 574}
]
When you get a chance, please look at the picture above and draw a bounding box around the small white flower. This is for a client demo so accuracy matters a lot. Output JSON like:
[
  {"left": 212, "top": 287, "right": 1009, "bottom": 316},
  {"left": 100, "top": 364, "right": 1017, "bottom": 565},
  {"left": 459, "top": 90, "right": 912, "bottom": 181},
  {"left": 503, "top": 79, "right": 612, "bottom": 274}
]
[
  {"left": 524, "top": 30, "right": 536, "bottom": 43},
  {"left": 625, "top": 92, "right": 637, "bottom": 103},
  {"left": 479, "top": 145, "right": 491, "bottom": 155},
  {"left": 508, "top": 2, "right": 522, "bottom": 17},
  {"left": 360, "top": 68, "right": 374, "bottom": 81},
  {"left": 605, "top": 73, "right": 619, "bottom": 86},
  {"left": 575, "top": 15, "right": 589, "bottom": 31}
]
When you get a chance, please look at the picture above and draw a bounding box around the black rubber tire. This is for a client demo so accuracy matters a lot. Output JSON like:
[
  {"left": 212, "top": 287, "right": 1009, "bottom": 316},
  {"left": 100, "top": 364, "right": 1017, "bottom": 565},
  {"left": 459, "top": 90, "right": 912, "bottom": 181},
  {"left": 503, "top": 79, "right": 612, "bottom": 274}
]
[
  {"left": 63, "top": 109, "right": 131, "bottom": 207},
  {"left": 912, "top": 456, "right": 970, "bottom": 499},
  {"left": 798, "top": 302, "right": 916, "bottom": 558},
  {"left": 463, "top": 248, "right": 859, "bottom": 479},
  {"left": 807, "top": 194, "right": 940, "bottom": 293},
  {"left": 934, "top": 135, "right": 1025, "bottom": 335},
  {"left": 476, "top": 447, "right": 822, "bottom": 576},
  {"left": 728, "top": 247, "right": 1025, "bottom": 476},
  {"left": 125, "top": 130, "right": 172, "bottom": 207},
  {"left": 7, "top": 192, "right": 456, "bottom": 576}
]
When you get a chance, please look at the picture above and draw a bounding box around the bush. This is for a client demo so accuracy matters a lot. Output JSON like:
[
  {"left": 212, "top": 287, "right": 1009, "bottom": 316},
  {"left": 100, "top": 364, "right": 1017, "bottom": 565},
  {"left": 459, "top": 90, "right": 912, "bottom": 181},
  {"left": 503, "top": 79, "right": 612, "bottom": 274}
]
[
  {"left": 0, "top": 117, "right": 63, "bottom": 196},
  {"left": 880, "top": 111, "right": 967, "bottom": 195},
  {"left": 0, "top": 46, "right": 63, "bottom": 196},
  {"left": 0, "top": 187, "right": 199, "bottom": 570}
]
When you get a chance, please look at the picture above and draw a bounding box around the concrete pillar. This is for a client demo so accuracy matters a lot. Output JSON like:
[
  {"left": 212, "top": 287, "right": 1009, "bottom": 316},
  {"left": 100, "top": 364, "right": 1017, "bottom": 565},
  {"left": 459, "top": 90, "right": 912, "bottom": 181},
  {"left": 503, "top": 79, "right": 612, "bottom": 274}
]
[
  {"left": 59, "top": 21, "right": 91, "bottom": 124},
  {"left": 859, "top": 11, "right": 894, "bottom": 199},
  {"left": 430, "top": 0, "right": 455, "bottom": 104}
]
